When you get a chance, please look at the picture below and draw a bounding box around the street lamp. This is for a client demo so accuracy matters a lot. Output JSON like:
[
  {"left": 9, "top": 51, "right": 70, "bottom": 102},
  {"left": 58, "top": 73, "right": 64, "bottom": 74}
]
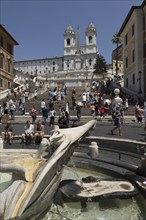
[{"left": 137, "top": 71, "right": 142, "bottom": 94}]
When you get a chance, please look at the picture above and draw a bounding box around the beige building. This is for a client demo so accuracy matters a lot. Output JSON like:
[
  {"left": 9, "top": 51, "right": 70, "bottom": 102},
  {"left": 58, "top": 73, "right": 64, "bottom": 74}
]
[
  {"left": 0, "top": 25, "right": 18, "bottom": 92},
  {"left": 118, "top": 0, "right": 146, "bottom": 99},
  {"left": 112, "top": 44, "right": 123, "bottom": 74}
]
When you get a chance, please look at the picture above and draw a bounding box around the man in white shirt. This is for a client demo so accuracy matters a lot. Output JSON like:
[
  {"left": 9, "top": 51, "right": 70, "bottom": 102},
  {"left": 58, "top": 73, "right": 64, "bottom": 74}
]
[
  {"left": 82, "top": 92, "right": 87, "bottom": 108},
  {"left": 41, "top": 99, "right": 46, "bottom": 111},
  {"left": 22, "top": 120, "right": 34, "bottom": 144}
]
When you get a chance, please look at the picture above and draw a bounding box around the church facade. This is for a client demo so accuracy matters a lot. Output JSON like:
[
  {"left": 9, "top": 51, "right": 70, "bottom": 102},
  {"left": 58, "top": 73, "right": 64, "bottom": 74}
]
[{"left": 14, "top": 22, "right": 98, "bottom": 77}]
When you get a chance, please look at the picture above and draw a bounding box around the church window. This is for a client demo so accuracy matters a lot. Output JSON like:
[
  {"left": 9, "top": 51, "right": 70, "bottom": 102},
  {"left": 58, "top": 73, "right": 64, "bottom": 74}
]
[
  {"left": 89, "top": 36, "right": 92, "bottom": 44},
  {"left": 89, "top": 58, "right": 92, "bottom": 66},
  {"left": 67, "top": 38, "right": 70, "bottom": 46},
  {"left": 67, "top": 60, "right": 70, "bottom": 68},
  {"left": 53, "top": 61, "right": 55, "bottom": 65},
  {"left": 53, "top": 66, "right": 55, "bottom": 71}
]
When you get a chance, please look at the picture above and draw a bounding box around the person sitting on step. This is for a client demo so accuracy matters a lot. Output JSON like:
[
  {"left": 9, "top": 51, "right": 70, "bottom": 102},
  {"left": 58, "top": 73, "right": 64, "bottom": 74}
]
[
  {"left": 34, "top": 120, "right": 44, "bottom": 144},
  {"left": 2, "top": 121, "right": 14, "bottom": 145},
  {"left": 22, "top": 120, "right": 35, "bottom": 144}
]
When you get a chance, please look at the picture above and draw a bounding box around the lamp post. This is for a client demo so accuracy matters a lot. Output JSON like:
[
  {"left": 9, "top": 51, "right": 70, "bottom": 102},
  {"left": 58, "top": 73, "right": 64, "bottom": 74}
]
[{"left": 137, "top": 71, "right": 142, "bottom": 94}]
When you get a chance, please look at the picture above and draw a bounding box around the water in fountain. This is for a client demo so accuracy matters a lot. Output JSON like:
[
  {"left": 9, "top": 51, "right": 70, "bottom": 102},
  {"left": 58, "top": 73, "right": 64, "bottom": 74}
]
[{"left": 42, "top": 167, "right": 146, "bottom": 220}]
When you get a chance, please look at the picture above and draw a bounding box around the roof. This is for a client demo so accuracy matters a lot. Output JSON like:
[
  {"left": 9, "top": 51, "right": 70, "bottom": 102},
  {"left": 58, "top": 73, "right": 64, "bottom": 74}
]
[
  {"left": 65, "top": 24, "right": 75, "bottom": 35},
  {"left": 14, "top": 56, "right": 64, "bottom": 63},
  {"left": 118, "top": 0, "right": 145, "bottom": 35},
  {"left": 0, "top": 24, "right": 19, "bottom": 45},
  {"left": 86, "top": 22, "right": 96, "bottom": 33}
]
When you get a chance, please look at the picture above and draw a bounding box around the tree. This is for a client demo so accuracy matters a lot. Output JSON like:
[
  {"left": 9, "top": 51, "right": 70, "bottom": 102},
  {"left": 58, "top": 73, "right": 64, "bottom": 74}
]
[
  {"left": 112, "top": 32, "right": 121, "bottom": 76},
  {"left": 93, "top": 54, "right": 107, "bottom": 78}
]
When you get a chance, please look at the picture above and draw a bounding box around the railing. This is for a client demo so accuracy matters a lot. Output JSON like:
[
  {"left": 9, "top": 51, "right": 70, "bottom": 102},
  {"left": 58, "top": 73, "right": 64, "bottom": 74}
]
[{"left": 0, "top": 85, "right": 24, "bottom": 100}]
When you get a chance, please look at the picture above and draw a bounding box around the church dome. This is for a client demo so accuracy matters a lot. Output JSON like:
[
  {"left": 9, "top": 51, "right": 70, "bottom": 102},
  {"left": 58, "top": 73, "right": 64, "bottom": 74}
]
[{"left": 86, "top": 22, "right": 96, "bottom": 34}]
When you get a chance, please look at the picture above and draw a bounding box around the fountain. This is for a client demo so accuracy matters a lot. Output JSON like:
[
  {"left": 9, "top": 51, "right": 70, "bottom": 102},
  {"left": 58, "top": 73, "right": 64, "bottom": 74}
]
[{"left": 0, "top": 120, "right": 96, "bottom": 220}]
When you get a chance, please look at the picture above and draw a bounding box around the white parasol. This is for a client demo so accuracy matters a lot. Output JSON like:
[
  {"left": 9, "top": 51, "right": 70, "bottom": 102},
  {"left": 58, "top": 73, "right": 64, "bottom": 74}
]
[{"left": 76, "top": 101, "right": 83, "bottom": 106}]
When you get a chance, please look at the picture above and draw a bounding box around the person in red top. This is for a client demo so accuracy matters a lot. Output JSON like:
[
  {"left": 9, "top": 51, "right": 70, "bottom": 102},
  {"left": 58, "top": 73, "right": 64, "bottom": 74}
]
[
  {"left": 135, "top": 105, "right": 144, "bottom": 127},
  {"left": 104, "top": 102, "right": 109, "bottom": 115},
  {"left": 98, "top": 105, "right": 105, "bottom": 118},
  {"left": 30, "top": 106, "right": 37, "bottom": 123}
]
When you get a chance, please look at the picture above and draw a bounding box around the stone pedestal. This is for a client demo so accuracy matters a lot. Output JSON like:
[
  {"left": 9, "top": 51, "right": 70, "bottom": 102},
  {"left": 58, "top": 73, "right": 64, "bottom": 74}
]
[
  {"left": 89, "top": 142, "right": 99, "bottom": 159},
  {"left": 112, "top": 88, "right": 122, "bottom": 106}
]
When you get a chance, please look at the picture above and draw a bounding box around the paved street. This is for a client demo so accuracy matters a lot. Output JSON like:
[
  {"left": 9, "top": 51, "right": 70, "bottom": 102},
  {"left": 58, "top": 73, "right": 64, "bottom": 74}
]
[{"left": 1, "top": 121, "right": 146, "bottom": 142}]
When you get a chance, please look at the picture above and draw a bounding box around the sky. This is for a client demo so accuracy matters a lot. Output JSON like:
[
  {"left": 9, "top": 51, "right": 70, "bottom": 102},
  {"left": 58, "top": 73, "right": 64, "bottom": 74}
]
[{"left": 0, "top": 0, "right": 143, "bottom": 64}]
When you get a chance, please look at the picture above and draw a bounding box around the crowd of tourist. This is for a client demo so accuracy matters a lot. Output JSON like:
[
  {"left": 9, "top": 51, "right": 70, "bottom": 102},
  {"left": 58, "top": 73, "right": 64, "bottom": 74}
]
[{"left": 0, "top": 78, "right": 146, "bottom": 144}]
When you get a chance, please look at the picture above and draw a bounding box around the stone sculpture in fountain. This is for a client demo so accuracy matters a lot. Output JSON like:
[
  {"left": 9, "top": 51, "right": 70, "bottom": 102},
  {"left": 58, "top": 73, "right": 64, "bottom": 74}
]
[{"left": 0, "top": 119, "right": 97, "bottom": 220}]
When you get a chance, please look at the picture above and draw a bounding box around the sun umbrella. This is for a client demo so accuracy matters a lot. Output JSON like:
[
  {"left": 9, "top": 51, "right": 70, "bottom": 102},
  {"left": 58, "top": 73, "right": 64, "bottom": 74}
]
[
  {"left": 104, "top": 99, "right": 111, "bottom": 105},
  {"left": 76, "top": 101, "right": 83, "bottom": 106}
]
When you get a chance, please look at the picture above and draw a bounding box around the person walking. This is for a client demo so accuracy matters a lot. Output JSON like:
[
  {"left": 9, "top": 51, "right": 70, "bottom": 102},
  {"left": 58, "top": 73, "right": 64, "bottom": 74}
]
[
  {"left": 41, "top": 99, "right": 46, "bottom": 111},
  {"left": 111, "top": 105, "right": 122, "bottom": 136},
  {"left": 82, "top": 92, "right": 87, "bottom": 108},
  {"left": 34, "top": 89, "right": 38, "bottom": 99},
  {"left": 49, "top": 107, "right": 56, "bottom": 127},
  {"left": 9, "top": 99, "right": 16, "bottom": 120},
  {"left": 135, "top": 105, "right": 144, "bottom": 127},
  {"left": 0, "top": 104, "right": 4, "bottom": 123},
  {"left": 76, "top": 104, "right": 82, "bottom": 121},
  {"left": 42, "top": 106, "right": 49, "bottom": 125}
]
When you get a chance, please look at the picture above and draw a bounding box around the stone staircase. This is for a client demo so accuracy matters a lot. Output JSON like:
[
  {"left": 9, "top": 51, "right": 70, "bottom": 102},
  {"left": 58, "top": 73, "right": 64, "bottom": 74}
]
[{"left": 23, "top": 86, "right": 135, "bottom": 116}]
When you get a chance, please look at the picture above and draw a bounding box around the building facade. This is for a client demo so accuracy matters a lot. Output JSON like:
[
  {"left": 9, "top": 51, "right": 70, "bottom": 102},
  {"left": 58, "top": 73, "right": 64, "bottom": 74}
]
[
  {"left": 14, "top": 22, "right": 98, "bottom": 78},
  {"left": 112, "top": 44, "right": 123, "bottom": 75},
  {"left": 118, "top": 0, "right": 146, "bottom": 98},
  {"left": 0, "top": 24, "right": 18, "bottom": 91}
]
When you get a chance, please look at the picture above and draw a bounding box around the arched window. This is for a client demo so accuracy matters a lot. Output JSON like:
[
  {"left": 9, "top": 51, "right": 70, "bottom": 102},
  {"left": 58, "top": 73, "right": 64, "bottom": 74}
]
[
  {"left": 0, "top": 53, "right": 4, "bottom": 69},
  {"left": 67, "top": 60, "right": 70, "bottom": 68},
  {"left": 89, "top": 58, "right": 92, "bottom": 66},
  {"left": 88, "top": 36, "right": 92, "bottom": 44},
  {"left": 53, "top": 61, "right": 55, "bottom": 65},
  {"left": 67, "top": 38, "right": 70, "bottom": 46}
]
